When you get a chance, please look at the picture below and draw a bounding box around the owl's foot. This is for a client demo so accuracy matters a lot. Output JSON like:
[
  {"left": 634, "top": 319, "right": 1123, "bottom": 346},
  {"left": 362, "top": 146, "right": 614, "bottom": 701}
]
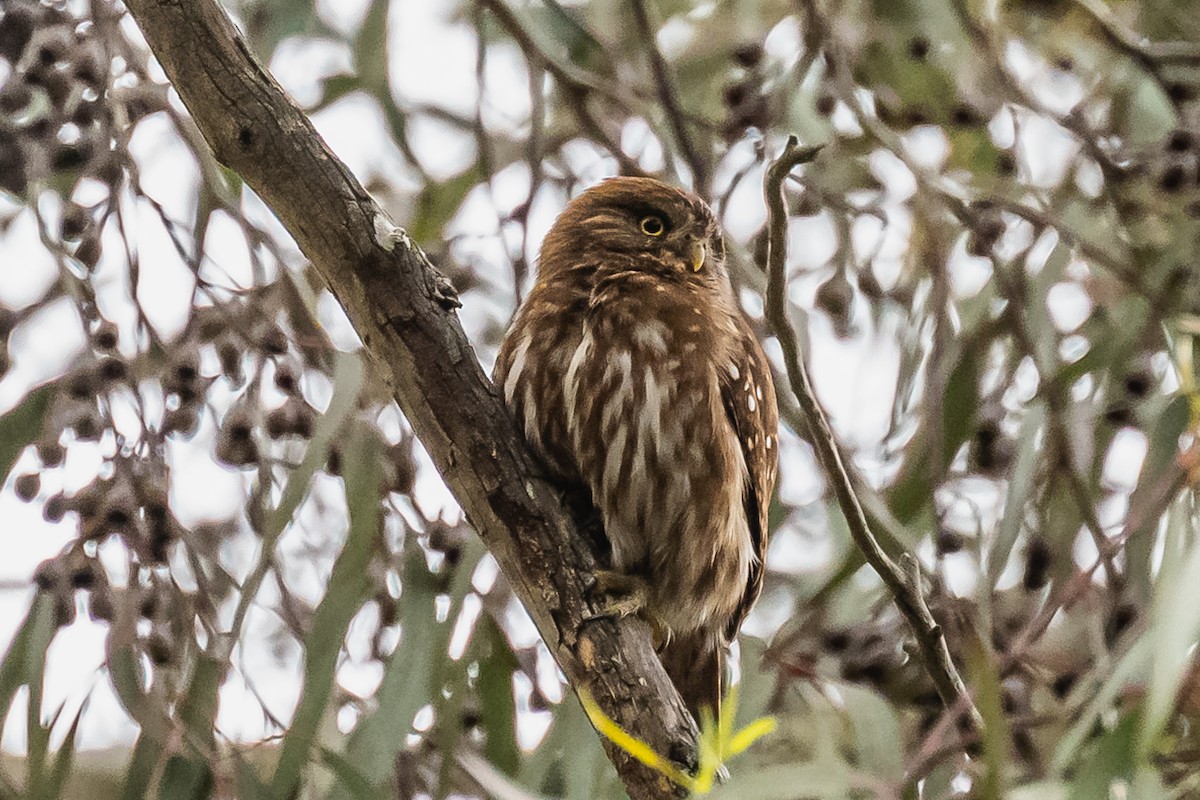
[
  {"left": 587, "top": 571, "right": 668, "bottom": 646},
  {"left": 588, "top": 569, "right": 648, "bottom": 618}
]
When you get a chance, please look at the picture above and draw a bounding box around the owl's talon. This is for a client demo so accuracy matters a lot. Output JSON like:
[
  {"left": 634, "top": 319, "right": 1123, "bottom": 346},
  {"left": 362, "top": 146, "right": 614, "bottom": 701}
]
[
  {"left": 587, "top": 569, "right": 648, "bottom": 621},
  {"left": 586, "top": 571, "right": 671, "bottom": 646}
]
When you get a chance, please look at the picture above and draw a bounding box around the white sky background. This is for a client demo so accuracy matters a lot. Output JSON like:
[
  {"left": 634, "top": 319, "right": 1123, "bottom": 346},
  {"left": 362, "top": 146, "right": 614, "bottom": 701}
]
[{"left": 0, "top": 0, "right": 1152, "bottom": 757}]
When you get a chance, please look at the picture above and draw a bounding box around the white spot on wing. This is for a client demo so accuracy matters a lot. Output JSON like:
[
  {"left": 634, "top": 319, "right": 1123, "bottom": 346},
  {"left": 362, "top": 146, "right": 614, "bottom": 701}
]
[
  {"left": 564, "top": 330, "right": 594, "bottom": 443},
  {"left": 503, "top": 334, "right": 532, "bottom": 405},
  {"left": 522, "top": 384, "right": 541, "bottom": 448}
]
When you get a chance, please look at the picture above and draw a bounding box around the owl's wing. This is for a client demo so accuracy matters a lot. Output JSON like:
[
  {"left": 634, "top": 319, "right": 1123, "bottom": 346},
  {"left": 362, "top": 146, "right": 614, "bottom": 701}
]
[{"left": 720, "top": 327, "right": 779, "bottom": 643}]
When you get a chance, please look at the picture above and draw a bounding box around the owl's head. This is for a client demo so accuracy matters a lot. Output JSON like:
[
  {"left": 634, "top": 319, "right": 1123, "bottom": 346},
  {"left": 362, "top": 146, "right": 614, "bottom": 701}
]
[{"left": 537, "top": 177, "right": 728, "bottom": 285}]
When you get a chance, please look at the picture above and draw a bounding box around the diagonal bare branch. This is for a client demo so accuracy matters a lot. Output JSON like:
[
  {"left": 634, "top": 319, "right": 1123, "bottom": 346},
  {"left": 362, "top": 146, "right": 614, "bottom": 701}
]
[{"left": 763, "top": 135, "right": 983, "bottom": 731}]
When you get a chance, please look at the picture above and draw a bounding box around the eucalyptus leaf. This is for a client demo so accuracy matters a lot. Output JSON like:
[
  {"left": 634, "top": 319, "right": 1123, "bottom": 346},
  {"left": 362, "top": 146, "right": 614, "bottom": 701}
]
[
  {"left": 271, "top": 426, "right": 383, "bottom": 799},
  {"left": 0, "top": 384, "right": 52, "bottom": 488}
]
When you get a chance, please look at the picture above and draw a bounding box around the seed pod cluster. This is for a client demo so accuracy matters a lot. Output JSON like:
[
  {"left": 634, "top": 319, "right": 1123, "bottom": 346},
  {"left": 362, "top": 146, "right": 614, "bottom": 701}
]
[
  {"left": 1159, "top": 127, "right": 1200, "bottom": 194},
  {"left": 59, "top": 455, "right": 183, "bottom": 565},
  {"left": 0, "top": 0, "right": 145, "bottom": 258},
  {"left": 721, "top": 41, "right": 771, "bottom": 141}
]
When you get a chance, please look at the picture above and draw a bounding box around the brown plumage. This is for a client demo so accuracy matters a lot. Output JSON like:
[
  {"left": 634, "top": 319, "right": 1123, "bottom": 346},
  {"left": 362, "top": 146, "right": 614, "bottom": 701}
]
[{"left": 493, "top": 177, "right": 779, "bottom": 721}]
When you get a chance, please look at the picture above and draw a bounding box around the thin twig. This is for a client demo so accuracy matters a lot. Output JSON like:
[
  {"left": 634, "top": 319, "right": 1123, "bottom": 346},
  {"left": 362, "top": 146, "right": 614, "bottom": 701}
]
[
  {"left": 475, "top": 0, "right": 645, "bottom": 177},
  {"left": 992, "top": 262, "right": 1122, "bottom": 589},
  {"left": 763, "top": 135, "right": 983, "bottom": 731},
  {"left": 628, "top": 0, "right": 711, "bottom": 196},
  {"left": 1071, "top": 0, "right": 1200, "bottom": 94}
]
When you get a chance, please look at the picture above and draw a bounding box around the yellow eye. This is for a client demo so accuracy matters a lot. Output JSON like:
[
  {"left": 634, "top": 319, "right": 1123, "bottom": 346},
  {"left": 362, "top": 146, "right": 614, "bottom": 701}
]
[{"left": 640, "top": 215, "right": 665, "bottom": 236}]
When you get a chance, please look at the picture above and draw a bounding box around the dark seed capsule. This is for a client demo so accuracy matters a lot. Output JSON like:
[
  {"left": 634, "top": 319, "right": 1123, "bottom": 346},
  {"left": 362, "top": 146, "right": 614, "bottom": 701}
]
[
  {"left": 138, "top": 590, "right": 158, "bottom": 619},
  {"left": 1104, "top": 402, "right": 1133, "bottom": 426},
  {"left": 1168, "top": 129, "right": 1194, "bottom": 152},
  {"left": 1160, "top": 164, "right": 1187, "bottom": 192},
  {"left": 1105, "top": 603, "right": 1138, "bottom": 646},
  {"left": 98, "top": 357, "right": 127, "bottom": 384},
  {"left": 935, "top": 530, "right": 964, "bottom": 555},
  {"left": 61, "top": 203, "right": 90, "bottom": 240},
  {"left": 950, "top": 105, "right": 980, "bottom": 127},
  {"left": 965, "top": 231, "right": 994, "bottom": 258},
  {"left": 821, "top": 630, "right": 850, "bottom": 652},
  {"left": 163, "top": 405, "right": 199, "bottom": 438},
  {"left": 14, "top": 472, "right": 40, "bottom": 502},
  {"left": 1051, "top": 671, "right": 1077, "bottom": 698},
  {"left": 92, "top": 321, "right": 119, "bottom": 351},
  {"left": 145, "top": 633, "right": 173, "bottom": 666},
  {"left": 997, "top": 151, "right": 1017, "bottom": 176},
  {"left": 274, "top": 364, "right": 300, "bottom": 394},
  {"left": 264, "top": 408, "right": 289, "bottom": 439},
  {"left": 259, "top": 326, "right": 288, "bottom": 355},
  {"left": 722, "top": 81, "right": 750, "bottom": 109},
  {"left": 732, "top": 42, "right": 764, "bottom": 68},
  {"left": 1123, "top": 367, "right": 1153, "bottom": 399},
  {"left": 1167, "top": 82, "right": 1197, "bottom": 103},
  {"left": 43, "top": 493, "right": 67, "bottom": 522},
  {"left": 1023, "top": 538, "right": 1052, "bottom": 590},
  {"left": 71, "top": 564, "right": 96, "bottom": 589}
]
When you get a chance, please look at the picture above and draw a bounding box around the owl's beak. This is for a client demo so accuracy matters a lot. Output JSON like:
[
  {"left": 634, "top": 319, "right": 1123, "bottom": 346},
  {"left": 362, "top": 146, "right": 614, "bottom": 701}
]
[{"left": 690, "top": 240, "right": 707, "bottom": 272}]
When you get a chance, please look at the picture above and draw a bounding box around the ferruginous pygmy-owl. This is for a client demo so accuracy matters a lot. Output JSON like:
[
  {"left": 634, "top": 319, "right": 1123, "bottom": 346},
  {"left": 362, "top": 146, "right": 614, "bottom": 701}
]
[{"left": 493, "top": 177, "right": 779, "bottom": 720}]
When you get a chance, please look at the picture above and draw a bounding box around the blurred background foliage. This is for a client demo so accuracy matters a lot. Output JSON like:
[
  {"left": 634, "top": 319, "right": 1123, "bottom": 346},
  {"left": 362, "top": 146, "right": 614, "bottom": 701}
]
[{"left": 2, "top": 0, "right": 1200, "bottom": 797}]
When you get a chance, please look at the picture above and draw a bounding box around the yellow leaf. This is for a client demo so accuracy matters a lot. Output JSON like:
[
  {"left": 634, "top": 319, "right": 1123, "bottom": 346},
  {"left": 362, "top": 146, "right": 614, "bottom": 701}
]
[
  {"left": 578, "top": 689, "right": 696, "bottom": 791},
  {"left": 577, "top": 686, "right": 777, "bottom": 795},
  {"left": 728, "top": 716, "right": 778, "bottom": 757}
]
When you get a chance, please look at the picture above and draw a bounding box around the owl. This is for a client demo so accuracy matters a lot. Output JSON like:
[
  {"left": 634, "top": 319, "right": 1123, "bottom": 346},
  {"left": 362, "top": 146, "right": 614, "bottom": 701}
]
[{"left": 493, "top": 177, "right": 779, "bottom": 720}]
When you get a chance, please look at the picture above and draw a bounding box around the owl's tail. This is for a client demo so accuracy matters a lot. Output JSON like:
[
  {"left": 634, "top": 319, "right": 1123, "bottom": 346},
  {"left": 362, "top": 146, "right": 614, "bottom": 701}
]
[{"left": 658, "top": 632, "right": 723, "bottom": 727}]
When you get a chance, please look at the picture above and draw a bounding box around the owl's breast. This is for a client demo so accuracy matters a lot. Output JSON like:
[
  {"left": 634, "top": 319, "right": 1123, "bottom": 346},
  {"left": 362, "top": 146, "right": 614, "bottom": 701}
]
[
  {"left": 564, "top": 302, "right": 753, "bottom": 635},
  {"left": 497, "top": 279, "right": 757, "bottom": 637}
]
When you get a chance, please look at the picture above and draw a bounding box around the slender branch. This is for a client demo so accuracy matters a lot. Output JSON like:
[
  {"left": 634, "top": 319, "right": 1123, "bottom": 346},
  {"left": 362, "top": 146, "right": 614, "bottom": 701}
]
[
  {"left": 991, "top": 263, "right": 1122, "bottom": 589},
  {"left": 628, "top": 0, "right": 711, "bottom": 196},
  {"left": 120, "top": 2, "right": 695, "bottom": 798},
  {"left": 475, "top": 0, "right": 646, "bottom": 177},
  {"left": 763, "top": 135, "right": 983, "bottom": 730},
  {"left": 1071, "top": 0, "right": 1200, "bottom": 92}
]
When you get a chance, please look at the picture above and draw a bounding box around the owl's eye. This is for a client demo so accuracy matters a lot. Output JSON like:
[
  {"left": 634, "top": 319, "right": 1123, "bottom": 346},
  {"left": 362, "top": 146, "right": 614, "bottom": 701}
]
[{"left": 639, "top": 215, "right": 666, "bottom": 236}]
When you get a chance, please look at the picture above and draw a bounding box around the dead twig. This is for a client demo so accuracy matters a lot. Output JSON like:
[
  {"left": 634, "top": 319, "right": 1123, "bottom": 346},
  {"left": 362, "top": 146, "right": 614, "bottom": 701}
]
[
  {"left": 475, "top": 0, "right": 645, "bottom": 177},
  {"left": 629, "top": 0, "right": 711, "bottom": 196},
  {"left": 763, "top": 134, "right": 983, "bottom": 731}
]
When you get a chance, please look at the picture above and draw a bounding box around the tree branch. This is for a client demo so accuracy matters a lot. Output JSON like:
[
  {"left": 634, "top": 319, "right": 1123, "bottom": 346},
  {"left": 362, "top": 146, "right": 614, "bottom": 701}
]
[
  {"left": 628, "top": 0, "right": 712, "bottom": 197},
  {"left": 763, "top": 135, "right": 983, "bottom": 731},
  {"left": 120, "top": 2, "right": 695, "bottom": 798},
  {"left": 475, "top": 0, "right": 647, "bottom": 178}
]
